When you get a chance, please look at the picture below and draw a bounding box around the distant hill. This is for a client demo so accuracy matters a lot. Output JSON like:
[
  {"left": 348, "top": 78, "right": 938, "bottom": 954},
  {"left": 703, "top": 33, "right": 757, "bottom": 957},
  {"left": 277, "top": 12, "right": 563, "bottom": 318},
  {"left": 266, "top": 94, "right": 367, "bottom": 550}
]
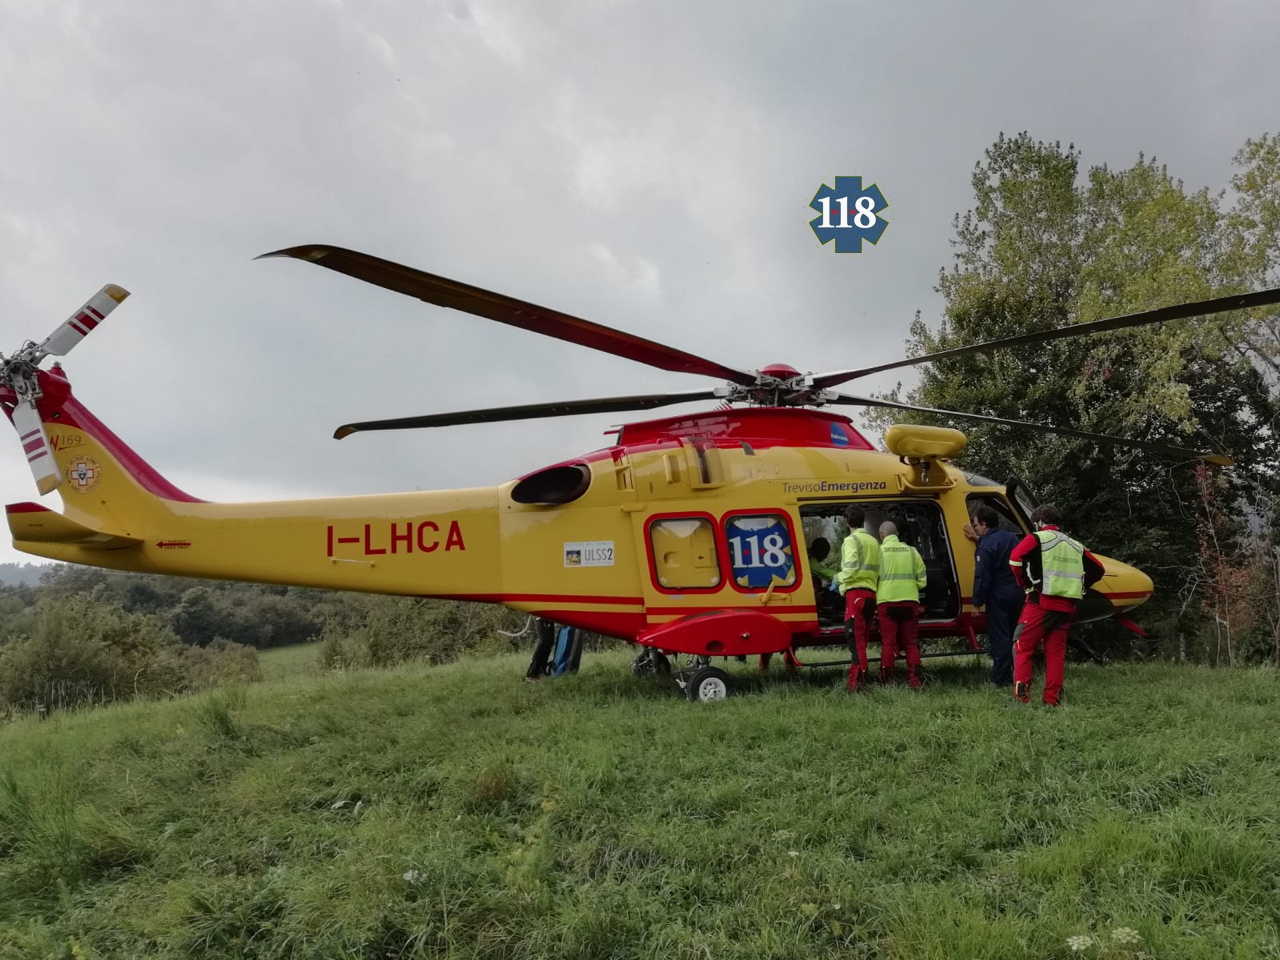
[{"left": 0, "top": 562, "right": 54, "bottom": 588}]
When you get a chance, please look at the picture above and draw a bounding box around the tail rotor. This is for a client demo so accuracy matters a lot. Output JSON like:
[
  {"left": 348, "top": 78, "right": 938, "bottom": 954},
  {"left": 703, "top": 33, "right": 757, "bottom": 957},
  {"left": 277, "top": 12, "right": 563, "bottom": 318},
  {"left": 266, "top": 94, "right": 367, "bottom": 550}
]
[
  {"left": 10, "top": 396, "right": 59, "bottom": 494},
  {"left": 38, "top": 284, "right": 129, "bottom": 358},
  {"left": 1, "top": 284, "right": 129, "bottom": 494}
]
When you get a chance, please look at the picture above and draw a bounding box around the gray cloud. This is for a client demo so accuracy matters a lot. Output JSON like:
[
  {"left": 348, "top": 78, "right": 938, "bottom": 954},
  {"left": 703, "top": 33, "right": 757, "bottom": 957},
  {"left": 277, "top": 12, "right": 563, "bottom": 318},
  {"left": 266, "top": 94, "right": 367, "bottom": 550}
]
[{"left": 2, "top": 0, "right": 1277, "bottom": 562}]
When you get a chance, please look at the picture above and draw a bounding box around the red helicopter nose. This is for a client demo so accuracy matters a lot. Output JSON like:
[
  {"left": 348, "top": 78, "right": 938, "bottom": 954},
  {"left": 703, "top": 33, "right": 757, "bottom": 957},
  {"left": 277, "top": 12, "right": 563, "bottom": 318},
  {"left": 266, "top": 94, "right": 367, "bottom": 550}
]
[{"left": 758, "top": 363, "right": 801, "bottom": 379}]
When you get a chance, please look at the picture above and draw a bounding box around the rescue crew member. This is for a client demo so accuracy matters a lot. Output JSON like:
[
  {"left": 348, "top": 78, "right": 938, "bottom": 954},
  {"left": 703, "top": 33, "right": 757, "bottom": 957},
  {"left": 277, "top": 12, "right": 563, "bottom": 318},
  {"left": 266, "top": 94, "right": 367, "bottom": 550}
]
[
  {"left": 1008, "top": 504, "right": 1104, "bottom": 705},
  {"left": 836, "top": 507, "right": 880, "bottom": 691},
  {"left": 875, "top": 521, "right": 928, "bottom": 688},
  {"left": 808, "top": 537, "right": 840, "bottom": 589},
  {"left": 966, "top": 505, "right": 1024, "bottom": 686}
]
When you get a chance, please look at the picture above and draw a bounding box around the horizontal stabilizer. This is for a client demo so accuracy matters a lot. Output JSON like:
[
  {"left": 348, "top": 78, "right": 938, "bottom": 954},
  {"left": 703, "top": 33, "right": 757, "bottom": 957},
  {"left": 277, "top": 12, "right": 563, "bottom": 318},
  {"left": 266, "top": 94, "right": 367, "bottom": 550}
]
[{"left": 6, "top": 502, "right": 141, "bottom": 550}]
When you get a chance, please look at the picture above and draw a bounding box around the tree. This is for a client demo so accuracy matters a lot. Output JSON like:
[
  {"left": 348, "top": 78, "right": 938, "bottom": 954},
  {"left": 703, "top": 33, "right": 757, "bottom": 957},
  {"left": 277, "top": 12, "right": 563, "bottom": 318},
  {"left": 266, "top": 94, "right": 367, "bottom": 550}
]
[
  {"left": 171, "top": 587, "right": 222, "bottom": 647},
  {"left": 880, "top": 132, "right": 1280, "bottom": 652}
]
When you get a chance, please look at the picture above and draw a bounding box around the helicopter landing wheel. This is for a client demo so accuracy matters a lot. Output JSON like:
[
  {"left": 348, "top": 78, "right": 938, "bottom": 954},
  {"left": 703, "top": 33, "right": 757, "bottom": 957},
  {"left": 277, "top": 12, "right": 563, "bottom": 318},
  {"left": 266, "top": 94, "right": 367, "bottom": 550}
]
[
  {"left": 684, "top": 666, "right": 732, "bottom": 703},
  {"left": 631, "top": 649, "right": 671, "bottom": 677}
]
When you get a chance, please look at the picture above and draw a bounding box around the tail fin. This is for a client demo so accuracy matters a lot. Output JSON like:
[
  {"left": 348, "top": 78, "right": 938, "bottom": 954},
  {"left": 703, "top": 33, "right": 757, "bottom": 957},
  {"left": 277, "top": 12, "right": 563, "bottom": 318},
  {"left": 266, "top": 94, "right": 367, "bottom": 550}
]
[{"left": 8, "top": 366, "right": 202, "bottom": 541}]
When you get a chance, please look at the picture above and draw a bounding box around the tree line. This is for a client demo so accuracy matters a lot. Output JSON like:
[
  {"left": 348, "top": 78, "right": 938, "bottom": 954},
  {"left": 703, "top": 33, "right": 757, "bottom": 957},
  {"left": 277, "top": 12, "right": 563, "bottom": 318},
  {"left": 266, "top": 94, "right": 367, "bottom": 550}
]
[{"left": 0, "top": 565, "right": 529, "bottom": 714}]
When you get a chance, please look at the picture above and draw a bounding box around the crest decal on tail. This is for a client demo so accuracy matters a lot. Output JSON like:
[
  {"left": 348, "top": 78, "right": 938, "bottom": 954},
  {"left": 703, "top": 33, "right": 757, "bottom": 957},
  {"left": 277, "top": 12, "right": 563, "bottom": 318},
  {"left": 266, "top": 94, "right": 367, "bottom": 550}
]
[{"left": 67, "top": 457, "right": 101, "bottom": 492}]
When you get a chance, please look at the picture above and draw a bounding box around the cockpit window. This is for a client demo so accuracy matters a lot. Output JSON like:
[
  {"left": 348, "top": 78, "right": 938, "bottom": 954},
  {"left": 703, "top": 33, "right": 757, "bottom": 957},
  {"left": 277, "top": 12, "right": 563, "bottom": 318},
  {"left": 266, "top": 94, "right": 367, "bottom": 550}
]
[
  {"left": 965, "top": 494, "right": 1026, "bottom": 533},
  {"left": 962, "top": 471, "right": 1001, "bottom": 488}
]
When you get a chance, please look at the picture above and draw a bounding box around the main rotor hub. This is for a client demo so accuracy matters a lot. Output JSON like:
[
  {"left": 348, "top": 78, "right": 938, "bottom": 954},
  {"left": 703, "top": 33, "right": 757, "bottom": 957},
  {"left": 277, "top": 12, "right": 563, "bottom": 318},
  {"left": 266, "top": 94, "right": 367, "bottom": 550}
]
[
  {"left": 0, "top": 347, "right": 43, "bottom": 403},
  {"left": 712, "top": 364, "right": 834, "bottom": 408},
  {"left": 758, "top": 362, "right": 801, "bottom": 379}
]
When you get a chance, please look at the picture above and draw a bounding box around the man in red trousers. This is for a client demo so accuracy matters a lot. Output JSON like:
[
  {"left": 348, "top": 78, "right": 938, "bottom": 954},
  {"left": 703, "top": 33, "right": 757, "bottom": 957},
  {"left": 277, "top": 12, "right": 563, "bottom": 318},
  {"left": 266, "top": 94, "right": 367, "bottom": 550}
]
[
  {"left": 837, "top": 506, "right": 881, "bottom": 691},
  {"left": 875, "top": 520, "right": 928, "bottom": 688},
  {"left": 1008, "top": 504, "right": 1104, "bottom": 705}
]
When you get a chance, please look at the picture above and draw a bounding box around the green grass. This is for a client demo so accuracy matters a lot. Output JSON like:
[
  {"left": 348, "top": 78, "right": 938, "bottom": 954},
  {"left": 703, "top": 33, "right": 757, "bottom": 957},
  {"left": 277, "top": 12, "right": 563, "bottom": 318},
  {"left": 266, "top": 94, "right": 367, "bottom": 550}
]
[
  {"left": 1, "top": 652, "right": 1279, "bottom": 959},
  {"left": 257, "top": 642, "right": 322, "bottom": 682}
]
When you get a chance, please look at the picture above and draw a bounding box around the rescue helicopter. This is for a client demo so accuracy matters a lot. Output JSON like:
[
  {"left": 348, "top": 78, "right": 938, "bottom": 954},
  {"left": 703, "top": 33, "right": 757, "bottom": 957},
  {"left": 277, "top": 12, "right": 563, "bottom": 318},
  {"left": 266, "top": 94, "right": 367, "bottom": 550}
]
[{"left": 3, "top": 246, "right": 1277, "bottom": 701}]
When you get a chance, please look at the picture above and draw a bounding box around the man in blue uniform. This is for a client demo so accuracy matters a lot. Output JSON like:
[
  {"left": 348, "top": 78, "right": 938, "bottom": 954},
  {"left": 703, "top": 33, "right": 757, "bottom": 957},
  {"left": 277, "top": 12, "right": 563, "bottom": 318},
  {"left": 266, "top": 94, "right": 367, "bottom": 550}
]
[{"left": 967, "top": 505, "right": 1023, "bottom": 686}]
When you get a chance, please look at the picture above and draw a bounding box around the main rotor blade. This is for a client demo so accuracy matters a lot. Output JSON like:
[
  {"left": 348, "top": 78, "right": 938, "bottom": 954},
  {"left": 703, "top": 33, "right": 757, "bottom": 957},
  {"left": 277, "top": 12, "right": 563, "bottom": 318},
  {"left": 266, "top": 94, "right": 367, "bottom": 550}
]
[
  {"left": 334, "top": 389, "right": 720, "bottom": 438},
  {"left": 827, "top": 392, "right": 1233, "bottom": 465},
  {"left": 812, "top": 287, "right": 1280, "bottom": 389},
  {"left": 261, "top": 245, "right": 757, "bottom": 386}
]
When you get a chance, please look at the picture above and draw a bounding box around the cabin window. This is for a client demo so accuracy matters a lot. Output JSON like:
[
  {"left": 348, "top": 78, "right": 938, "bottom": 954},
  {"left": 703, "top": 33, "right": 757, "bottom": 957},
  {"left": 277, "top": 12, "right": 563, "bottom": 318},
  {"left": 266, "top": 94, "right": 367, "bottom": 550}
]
[
  {"left": 648, "top": 516, "right": 722, "bottom": 590},
  {"left": 724, "top": 513, "right": 797, "bottom": 590}
]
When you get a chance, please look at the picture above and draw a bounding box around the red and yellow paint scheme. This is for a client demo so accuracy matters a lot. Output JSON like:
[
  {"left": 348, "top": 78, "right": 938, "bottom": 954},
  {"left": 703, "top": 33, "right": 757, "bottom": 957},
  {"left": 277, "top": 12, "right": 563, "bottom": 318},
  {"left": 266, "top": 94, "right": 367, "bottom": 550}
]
[
  {"left": 1, "top": 363, "right": 1153, "bottom": 666},
  {"left": 10, "top": 245, "right": 1268, "bottom": 697}
]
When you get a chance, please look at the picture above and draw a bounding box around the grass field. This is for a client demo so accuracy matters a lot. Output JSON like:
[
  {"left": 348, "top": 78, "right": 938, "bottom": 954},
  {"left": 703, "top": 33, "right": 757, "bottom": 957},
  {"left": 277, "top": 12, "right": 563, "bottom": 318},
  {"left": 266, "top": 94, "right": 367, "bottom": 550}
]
[
  {"left": 1, "top": 651, "right": 1278, "bottom": 959},
  {"left": 257, "top": 642, "right": 323, "bottom": 682}
]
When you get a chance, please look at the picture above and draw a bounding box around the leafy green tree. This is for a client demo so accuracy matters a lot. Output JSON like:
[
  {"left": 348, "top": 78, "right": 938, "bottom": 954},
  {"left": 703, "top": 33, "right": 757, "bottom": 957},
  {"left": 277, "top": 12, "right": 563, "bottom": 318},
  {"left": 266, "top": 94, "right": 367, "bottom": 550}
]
[
  {"left": 171, "top": 587, "right": 223, "bottom": 647},
  {"left": 881, "top": 132, "right": 1280, "bottom": 651}
]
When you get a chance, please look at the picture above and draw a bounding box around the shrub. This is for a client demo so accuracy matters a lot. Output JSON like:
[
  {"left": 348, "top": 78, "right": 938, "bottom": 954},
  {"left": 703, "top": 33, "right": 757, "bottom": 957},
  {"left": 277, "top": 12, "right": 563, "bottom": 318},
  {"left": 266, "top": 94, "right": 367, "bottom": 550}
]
[
  {"left": 181, "top": 639, "right": 263, "bottom": 690},
  {"left": 317, "top": 620, "right": 372, "bottom": 671},
  {"left": 318, "top": 598, "right": 525, "bottom": 670},
  {"left": 0, "top": 595, "right": 259, "bottom": 713}
]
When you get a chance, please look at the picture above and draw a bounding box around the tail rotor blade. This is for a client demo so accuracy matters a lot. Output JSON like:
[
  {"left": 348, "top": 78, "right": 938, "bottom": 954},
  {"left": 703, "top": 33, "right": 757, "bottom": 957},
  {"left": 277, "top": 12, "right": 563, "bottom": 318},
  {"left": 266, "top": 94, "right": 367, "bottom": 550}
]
[
  {"left": 38, "top": 284, "right": 130, "bottom": 358},
  {"left": 11, "top": 399, "right": 61, "bottom": 494}
]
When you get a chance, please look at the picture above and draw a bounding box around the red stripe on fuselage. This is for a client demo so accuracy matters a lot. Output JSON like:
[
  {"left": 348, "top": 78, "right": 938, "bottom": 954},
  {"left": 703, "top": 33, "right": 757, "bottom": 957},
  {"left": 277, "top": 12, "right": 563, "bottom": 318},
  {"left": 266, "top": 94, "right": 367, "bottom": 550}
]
[
  {"left": 645, "top": 604, "right": 818, "bottom": 615},
  {"left": 433, "top": 591, "right": 645, "bottom": 606}
]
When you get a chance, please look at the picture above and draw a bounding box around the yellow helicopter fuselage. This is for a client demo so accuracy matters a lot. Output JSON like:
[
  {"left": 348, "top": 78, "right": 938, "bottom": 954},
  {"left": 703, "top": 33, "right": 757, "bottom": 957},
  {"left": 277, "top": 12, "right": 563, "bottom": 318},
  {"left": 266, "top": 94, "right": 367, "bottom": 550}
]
[{"left": 7, "top": 372, "right": 1152, "bottom": 659}]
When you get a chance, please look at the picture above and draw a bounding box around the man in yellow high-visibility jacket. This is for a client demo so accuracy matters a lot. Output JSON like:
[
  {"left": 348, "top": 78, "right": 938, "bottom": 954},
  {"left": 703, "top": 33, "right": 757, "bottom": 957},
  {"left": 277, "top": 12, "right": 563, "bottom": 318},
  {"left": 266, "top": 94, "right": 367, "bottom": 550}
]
[
  {"left": 1009, "top": 504, "right": 1104, "bottom": 705},
  {"left": 836, "top": 506, "right": 880, "bottom": 691},
  {"left": 876, "top": 521, "right": 928, "bottom": 688}
]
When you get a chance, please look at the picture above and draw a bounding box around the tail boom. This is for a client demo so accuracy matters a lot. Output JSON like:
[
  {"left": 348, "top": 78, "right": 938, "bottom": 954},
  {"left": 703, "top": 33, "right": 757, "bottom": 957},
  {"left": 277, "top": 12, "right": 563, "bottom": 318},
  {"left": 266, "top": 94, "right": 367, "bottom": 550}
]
[
  {"left": 7, "top": 368, "right": 503, "bottom": 597},
  {"left": 10, "top": 489, "right": 502, "bottom": 596}
]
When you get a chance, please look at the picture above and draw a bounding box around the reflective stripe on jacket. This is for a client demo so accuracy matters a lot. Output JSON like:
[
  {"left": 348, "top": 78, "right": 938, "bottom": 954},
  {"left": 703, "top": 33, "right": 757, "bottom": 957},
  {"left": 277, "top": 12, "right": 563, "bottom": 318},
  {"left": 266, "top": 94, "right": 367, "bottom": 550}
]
[
  {"left": 1036, "top": 529, "right": 1085, "bottom": 599},
  {"left": 837, "top": 528, "right": 880, "bottom": 594},
  {"left": 876, "top": 535, "right": 926, "bottom": 603}
]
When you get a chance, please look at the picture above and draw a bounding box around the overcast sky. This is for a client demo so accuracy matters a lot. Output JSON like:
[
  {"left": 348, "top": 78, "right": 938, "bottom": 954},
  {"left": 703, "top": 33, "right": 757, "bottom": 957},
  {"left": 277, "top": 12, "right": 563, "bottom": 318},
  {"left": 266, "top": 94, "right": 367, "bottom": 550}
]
[{"left": 1, "top": 0, "right": 1276, "bottom": 565}]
